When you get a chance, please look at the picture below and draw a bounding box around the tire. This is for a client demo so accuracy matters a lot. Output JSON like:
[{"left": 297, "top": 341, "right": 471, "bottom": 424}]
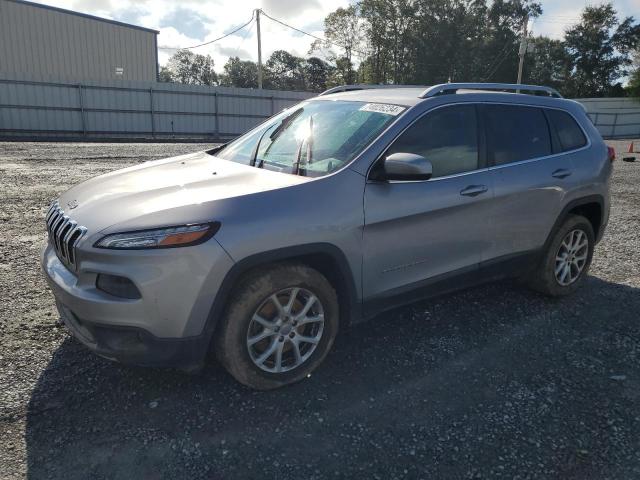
[
  {"left": 215, "top": 263, "right": 339, "bottom": 390},
  {"left": 528, "top": 214, "right": 595, "bottom": 297}
]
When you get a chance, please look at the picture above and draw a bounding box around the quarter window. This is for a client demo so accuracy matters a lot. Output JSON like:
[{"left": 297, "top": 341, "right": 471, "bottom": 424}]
[
  {"left": 484, "top": 105, "right": 552, "bottom": 165},
  {"left": 385, "top": 105, "right": 479, "bottom": 178},
  {"left": 546, "top": 109, "right": 587, "bottom": 152}
]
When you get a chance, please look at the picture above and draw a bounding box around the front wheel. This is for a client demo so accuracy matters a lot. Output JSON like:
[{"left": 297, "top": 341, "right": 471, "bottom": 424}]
[
  {"left": 215, "top": 263, "right": 339, "bottom": 390},
  {"left": 528, "top": 214, "right": 595, "bottom": 296}
]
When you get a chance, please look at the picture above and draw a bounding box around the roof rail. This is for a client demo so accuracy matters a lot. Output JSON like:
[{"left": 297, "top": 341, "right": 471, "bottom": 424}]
[
  {"left": 420, "top": 83, "right": 563, "bottom": 99},
  {"left": 319, "top": 84, "right": 424, "bottom": 96}
]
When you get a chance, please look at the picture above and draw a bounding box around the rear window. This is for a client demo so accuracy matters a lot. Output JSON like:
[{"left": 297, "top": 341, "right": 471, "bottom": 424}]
[
  {"left": 546, "top": 109, "right": 587, "bottom": 152},
  {"left": 484, "top": 105, "right": 552, "bottom": 165}
]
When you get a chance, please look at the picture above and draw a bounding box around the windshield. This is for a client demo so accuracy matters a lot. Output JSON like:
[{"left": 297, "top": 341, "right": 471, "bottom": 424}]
[{"left": 212, "top": 100, "right": 405, "bottom": 177}]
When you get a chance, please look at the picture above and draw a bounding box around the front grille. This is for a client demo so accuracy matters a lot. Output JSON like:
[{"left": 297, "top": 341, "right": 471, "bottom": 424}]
[{"left": 45, "top": 201, "right": 88, "bottom": 270}]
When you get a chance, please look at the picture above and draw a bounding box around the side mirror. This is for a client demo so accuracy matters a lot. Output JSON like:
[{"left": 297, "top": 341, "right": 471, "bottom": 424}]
[{"left": 376, "top": 152, "right": 433, "bottom": 181}]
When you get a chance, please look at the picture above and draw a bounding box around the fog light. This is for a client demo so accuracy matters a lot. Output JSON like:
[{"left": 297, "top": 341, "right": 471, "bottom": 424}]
[{"left": 96, "top": 274, "right": 141, "bottom": 299}]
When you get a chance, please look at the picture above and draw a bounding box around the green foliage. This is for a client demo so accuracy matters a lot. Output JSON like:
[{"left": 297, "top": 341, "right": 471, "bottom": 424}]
[
  {"left": 564, "top": 4, "right": 640, "bottom": 97},
  {"left": 524, "top": 37, "right": 573, "bottom": 92},
  {"left": 264, "top": 50, "right": 305, "bottom": 90},
  {"left": 160, "top": 50, "right": 217, "bottom": 86},
  {"left": 219, "top": 57, "right": 259, "bottom": 88},
  {"left": 158, "top": 66, "right": 174, "bottom": 83},
  {"left": 215, "top": 52, "right": 332, "bottom": 92},
  {"left": 158, "top": 1, "right": 638, "bottom": 97},
  {"left": 338, "top": 1, "right": 637, "bottom": 98},
  {"left": 303, "top": 57, "right": 334, "bottom": 92}
]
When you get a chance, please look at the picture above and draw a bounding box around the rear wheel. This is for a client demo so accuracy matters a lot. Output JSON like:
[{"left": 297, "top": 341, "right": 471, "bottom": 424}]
[
  {"left": 528, "top": 214, "right": 594, "bottom": 296},
  {"left": 215, "top": 263, "right": 339, "bottom": 390}
]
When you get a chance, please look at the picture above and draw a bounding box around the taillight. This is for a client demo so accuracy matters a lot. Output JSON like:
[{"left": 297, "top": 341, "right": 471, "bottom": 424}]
[{"left": 607, "top": 146, "right": 616, "bottom": 162}]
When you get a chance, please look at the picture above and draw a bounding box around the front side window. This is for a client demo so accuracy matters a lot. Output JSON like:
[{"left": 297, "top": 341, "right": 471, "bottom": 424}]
[
  {"left": 385, "top": 104, "right": 479, "bottom": 178},
  {"left": 213, "top": 100, "right": 403, "bottom": 177},
  {"left": 484, "top": 105, "right": 552, "bottom": 165},
  {"left": 546, "top": 109, "right": 587, "bottom": 152}
]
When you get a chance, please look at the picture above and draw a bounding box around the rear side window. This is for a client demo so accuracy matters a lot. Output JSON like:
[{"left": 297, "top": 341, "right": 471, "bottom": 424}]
[
  {"left": 546, "top": 109, "right": 587, "bottom": 152},
  {"left": 386, "top": 104, "right": 478, "bottom": 178},
  {"left": 484, "top": 105, "right": 552, "bottom": 165}
]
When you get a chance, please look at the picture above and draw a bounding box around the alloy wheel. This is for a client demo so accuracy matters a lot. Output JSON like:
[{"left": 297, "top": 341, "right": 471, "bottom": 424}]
[
  {"left": 554, "top": 229, "right": 589, "bottom": 286},
  {"left": 246, "top": 287, "right": 325, "bottom": 373}
]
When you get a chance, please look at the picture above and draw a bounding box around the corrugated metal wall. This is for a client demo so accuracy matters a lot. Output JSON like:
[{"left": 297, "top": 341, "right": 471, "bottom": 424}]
[
  {"left": 0, "top": 0, "right": 158, "bottom": 83},
  {"left": 0, "top": 75, "right": 315, "bottom": 140},
  {"left": 579, "top": 97, "right": 640, "bottom": 139}
]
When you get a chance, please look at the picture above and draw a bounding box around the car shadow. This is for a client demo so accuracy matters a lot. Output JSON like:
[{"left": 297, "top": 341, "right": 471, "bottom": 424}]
[{"left": 25, "top": 276, "right": 640, "bottom": 479}]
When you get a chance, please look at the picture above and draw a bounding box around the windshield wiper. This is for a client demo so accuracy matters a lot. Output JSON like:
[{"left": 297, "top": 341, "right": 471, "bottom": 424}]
[
  {"left": 293, "top": 115, "right": 314, "bottom": 176},
  {"left": 269, "top": 108, "right": 303, "bottom": 141},
  {"left": 250, "top": 107, "right": 304, "bottom": 168}
]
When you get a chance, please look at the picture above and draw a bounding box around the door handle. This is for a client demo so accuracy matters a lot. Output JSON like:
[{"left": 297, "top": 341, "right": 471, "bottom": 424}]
[
  {"left": 552, "top": 168, "right": 572, "bottom": 179},
  {"left": 460, "top": 185, "right": 488, "bottom": 197}
]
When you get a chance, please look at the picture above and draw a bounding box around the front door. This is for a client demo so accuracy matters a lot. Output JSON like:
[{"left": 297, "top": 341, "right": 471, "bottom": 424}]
[{"left": 362, "top": 104, "right": 493, "bottom": 303}]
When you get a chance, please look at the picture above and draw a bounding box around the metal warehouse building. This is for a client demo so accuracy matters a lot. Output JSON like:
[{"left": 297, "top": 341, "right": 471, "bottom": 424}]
[{"left": 0, "top": 0, "right": 159, "bottom": 82}]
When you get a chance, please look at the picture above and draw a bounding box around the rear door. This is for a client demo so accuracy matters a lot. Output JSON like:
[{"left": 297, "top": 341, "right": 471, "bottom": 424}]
[
  {"left": 362, "top": 104, "right": 494, "bottom": 302},
  {"left": 483, "top": 104, "right": 581, "bottom": 261}
]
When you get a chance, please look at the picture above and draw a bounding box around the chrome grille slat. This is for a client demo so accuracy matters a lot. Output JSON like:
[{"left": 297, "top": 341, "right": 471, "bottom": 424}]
[
  {"left": 47, "top": 208, "right": 60, "bottom": 229},
  {"left": 61, "top": 220, "right": 78, "bottom": 259},
  {"left": 45, "top": 204, "right": 57, "bottom": 223},
  {"left": 54, "top": 216, "right": 70, "bottom": 251},
  {"left": 45, "top": 202, "right": 87, "bottom": 270}
]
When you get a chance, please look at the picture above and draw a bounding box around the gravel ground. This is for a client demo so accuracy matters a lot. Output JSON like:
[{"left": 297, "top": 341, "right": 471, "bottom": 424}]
[{"left": 1, "top": 141, "right": 639, "bottom": 479}]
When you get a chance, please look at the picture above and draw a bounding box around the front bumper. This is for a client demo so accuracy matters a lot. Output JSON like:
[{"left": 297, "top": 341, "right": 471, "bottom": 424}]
[
  {"left": 54, "top": 300, "right": 209, "bottom": 368},
  {"left": 41, "top": 239, "right": 234, "bottom": 368}
]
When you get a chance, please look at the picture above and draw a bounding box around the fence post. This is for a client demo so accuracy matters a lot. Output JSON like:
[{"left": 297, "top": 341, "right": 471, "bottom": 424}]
[
  {"left": 611, "top": 113, "right": 618, "bottom": 139},
  {"left": 270, "top": 95, "right": 275, "bottom": 115},
  {"left": 149, "top": 87, "right": 155, "bottom": 138},
  {"left": 77, "top": 84, "right": 86, "bottom": 136},
  {"left": 214, "top": 92, "right": 220, "bottom": 140}
]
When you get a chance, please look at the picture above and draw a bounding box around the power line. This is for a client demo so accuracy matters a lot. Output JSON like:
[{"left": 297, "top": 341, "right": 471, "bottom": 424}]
[
  {"left": 158, "top": 12, "right": 254, "bottom": 51},
  {"left": 259, "top": 9, "right": 368, "bottom": 59},
  {"left": 232, "top": 16, "right": 254, "bottom": 58},
  {"left": 482, "top": 39, "right": 513, "bottom": 81}
]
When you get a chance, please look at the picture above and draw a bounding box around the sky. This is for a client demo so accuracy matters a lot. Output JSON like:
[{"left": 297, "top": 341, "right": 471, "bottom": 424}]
[{"left": 27, "top": 0, "right": 640, "bottom": 71}]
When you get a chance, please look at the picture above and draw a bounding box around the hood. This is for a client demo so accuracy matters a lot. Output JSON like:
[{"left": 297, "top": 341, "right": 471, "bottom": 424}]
[{"left": 56, "top": 151, "right": 310, "bottom": 234}]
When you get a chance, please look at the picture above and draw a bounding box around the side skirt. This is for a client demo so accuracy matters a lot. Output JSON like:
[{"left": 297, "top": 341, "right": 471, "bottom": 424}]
[{"left": 360, "top": 250, "right": 541, "bottom": 321}]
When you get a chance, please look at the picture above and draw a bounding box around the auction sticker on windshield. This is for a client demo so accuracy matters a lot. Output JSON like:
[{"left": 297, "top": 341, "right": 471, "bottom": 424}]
[{"left": 359, "top": 103, "right": 406, "bottom": 116}]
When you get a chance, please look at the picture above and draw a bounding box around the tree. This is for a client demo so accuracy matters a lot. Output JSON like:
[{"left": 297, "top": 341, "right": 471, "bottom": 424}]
[
  {"left": 627, "top": 51, "right": 640, "bottom": 97},
  {"left": 320, "top": 5, "right": 364, "bottom": 84},
  {"left": 302, "top": 57, "right": 333, "bottom": 92},
  {"left": 564, "top": 4, "right": 640, "bottom": 97},
  {"left": 162, "top": 49, "right": 218, "bottom": 86},
  {"left": 628, "top": 69, "right": 640, "bottom": 97},
  {"left": 264, "top": 50, "right": 305, "bottom": 90},
  {"left": 354, "top": 0, "right": 541, "bottom": 85},
  {"left": 219, "top": 57, "right": 259, "bottom": 88},
  {"left": 158, "top": 66, "right": 174, "bottom": 83},
  {"left": 524, "top": 37, "right": 574, "bottom": 92}
]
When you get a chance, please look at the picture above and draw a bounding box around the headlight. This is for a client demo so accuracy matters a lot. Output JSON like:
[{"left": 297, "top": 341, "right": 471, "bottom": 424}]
[{"left": 95, "top": 222, "right": 220, "bottom": 249}]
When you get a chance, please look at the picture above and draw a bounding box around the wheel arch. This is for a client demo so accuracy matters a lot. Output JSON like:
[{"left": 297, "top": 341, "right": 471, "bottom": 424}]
[
  {"left": 545, "top": 195, "right": 605, "bottom": 252},
  {"left": 203, "top": 243, "right": 361, "bottom": 345}
]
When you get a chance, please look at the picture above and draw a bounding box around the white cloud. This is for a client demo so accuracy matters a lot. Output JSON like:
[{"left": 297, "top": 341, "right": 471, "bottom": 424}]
[
  {"left": 30, "top": 0, "right": 347, "bottom": 69},
  {"left": 26, "top": 0, "right": 640, "bottom": 72}
]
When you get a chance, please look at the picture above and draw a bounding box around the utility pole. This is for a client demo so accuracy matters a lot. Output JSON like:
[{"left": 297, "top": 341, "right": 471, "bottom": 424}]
[
  {"left": 516, "top": 13, "right": 529, "bottom": 85},
  {"left": 256, "top": 8, "right": 263, "bottom": 89}
]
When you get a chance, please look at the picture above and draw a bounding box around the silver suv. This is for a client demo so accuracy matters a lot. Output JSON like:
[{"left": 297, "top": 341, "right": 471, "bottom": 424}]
[{"left": 42, "top": 83, "right": 613, "bottom": 389}]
